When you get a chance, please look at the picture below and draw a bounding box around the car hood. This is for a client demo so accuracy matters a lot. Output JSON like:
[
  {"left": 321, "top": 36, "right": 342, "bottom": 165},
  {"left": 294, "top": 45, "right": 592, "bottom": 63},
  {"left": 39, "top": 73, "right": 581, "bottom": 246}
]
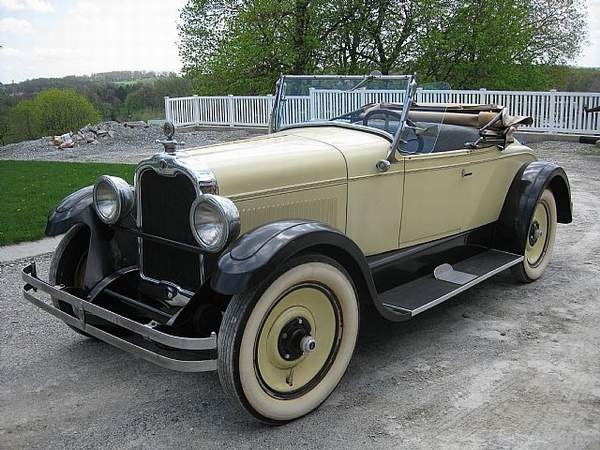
[{"left": 178, "top": 130, "right": 349, "bottom": 200}]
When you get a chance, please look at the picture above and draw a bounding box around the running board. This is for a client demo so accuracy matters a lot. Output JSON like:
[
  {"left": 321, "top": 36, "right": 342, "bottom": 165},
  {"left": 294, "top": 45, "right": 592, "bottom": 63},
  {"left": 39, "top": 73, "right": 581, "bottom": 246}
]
[{"left": 379, "top": 250, "right": 523, "bottom": 316}]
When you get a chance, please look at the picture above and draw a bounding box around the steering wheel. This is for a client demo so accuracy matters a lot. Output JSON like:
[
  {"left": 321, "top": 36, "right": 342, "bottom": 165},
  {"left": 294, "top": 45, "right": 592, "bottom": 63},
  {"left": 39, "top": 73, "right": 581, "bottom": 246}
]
[{"left": 362, "top": 109, "right": 424, "bottom": 153}]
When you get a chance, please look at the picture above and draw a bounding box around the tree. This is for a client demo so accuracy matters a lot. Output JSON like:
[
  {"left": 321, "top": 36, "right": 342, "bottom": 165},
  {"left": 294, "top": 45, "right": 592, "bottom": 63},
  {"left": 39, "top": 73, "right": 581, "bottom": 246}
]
[
  {"left": 33, "top": 88, "right": 101, "bottom": 136},
  {"left": 415, "top": 0, "right": 587, "bottom": 89},
  {"left": 178, "top": 0, "right": 243, "bottom": 93},
  {"left": 178, "top": 0, "right": 588, "bottom": 93},
  {"left": 179, "top": 0, "right": 332, "bottom": 94},
  {"left": 5, "top": 99, "right": 40, "bottom": 142}
]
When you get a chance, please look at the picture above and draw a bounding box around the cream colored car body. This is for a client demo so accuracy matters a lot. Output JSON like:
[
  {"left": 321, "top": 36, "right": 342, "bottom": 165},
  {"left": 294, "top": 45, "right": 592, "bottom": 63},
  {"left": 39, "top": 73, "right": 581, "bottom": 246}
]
[{"left": 182, "top": 125, "right": 535, "bottom": 256}]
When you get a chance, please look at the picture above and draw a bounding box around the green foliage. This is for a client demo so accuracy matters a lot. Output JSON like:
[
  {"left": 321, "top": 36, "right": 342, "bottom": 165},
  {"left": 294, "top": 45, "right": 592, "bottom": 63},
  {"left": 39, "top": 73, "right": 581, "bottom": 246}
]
[
  {"left": 0, "top": 160, "right": 134, "bottom": 245},
  {"left": 414, "top": 0, "right": 588, "bottom": 89},
  {"left": 33, "top": 88, "right": 101, "bottom": 136},
  {"left": 3, "top": 89, "right": 100, "bottom": 143},
  {"left": 550, "top": 66, "right": 600, "bottom": 91},
  {"left": 178, "top": 0, "right": 589, "bottom": 93},
  {"left": 0, "top": 73, "right": 194, "bottom": 144},
  {"left": 5, "top": 99, "right": 39, "bottom": 143}
]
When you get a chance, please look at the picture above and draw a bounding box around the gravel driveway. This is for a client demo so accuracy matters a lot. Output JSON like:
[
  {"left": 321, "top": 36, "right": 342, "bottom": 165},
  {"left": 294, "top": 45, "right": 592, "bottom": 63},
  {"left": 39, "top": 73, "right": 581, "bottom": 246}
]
[
  {"left": 0, "top": 125, "right": 265, "bottom": 163},
  {"left": 1, "top": 140, "right": 600, "bottom": 449}
]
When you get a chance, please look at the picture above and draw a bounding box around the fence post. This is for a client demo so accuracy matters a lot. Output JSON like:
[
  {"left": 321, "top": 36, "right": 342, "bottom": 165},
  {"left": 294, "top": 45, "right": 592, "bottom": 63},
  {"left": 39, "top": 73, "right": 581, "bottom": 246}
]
[
  {"left": 479, "top": 88, "right": 487, "bottom": 105},
  {"left": 416, "top": 87, "right": 423, "bottom": 103},
  {"left": 228, "top": 94, "right": 235, "bottom": 127},
  {"left": 548, "top": 89, "right": 557, "bottom": 133},
  {"left": 268, "top": 95, "right": 275, "bottom": 126},
  {"left": 164, "top": 96, "right": 171, "bottom": 123},
  {"left": 192, "top": 95, "right": 200, "bottom": 126},
  {"left": 360, "top": 88, "right": 367, "bottom": 107},
  {"left": 309, "top": 88, "right": 316, "bottom": 120}
]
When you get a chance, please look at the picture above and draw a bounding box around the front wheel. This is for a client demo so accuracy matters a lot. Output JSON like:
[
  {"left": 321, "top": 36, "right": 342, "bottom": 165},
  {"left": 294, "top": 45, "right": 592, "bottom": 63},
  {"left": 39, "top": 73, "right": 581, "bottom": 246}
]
[
  {"left": 512, "top": 189, "right": 558, "bottom": 282},
  {"left": 217, "top": 254, "right": 359, "bottom": 423}
]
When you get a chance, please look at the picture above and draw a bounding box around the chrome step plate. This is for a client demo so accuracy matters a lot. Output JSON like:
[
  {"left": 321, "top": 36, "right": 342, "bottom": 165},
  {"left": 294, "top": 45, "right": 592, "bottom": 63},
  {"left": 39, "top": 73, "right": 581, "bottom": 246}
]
[
  {"left": 380, "top": 250, "right": 523, "bottom": 316},
  {"left": 433, "top": 263, "right": 477, "bottom": 285}
]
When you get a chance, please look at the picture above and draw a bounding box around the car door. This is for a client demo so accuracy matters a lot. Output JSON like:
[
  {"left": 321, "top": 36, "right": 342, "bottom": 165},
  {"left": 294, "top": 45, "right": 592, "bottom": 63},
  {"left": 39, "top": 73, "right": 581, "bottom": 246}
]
[
  {"left": 460, "top": 145, "right": 536, "bottom": 231},
  {"left": 399, "top": 149, "right": 473, "bottom": 247}
]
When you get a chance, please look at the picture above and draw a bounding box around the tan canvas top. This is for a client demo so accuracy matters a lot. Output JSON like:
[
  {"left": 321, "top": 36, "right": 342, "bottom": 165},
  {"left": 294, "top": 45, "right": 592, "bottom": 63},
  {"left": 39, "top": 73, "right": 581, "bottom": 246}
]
[{"left": 365, "top": 102, "right": 533, "bottom": 130}]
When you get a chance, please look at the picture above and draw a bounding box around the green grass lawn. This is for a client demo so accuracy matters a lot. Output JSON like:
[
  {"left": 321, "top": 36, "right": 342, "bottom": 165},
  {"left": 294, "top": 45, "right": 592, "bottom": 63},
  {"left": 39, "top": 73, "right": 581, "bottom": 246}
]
[{"left": 0, "top": 160, "right": 134, "bottom": 246}]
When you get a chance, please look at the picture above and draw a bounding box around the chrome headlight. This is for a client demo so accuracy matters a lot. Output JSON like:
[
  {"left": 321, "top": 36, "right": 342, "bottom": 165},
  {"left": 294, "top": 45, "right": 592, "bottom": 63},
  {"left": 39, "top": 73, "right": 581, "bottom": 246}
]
[
  {"left": 190, "top": 194, "right": 240, "bottom": 252},
  {"left": 93, "top": 175, "right": 134, "bottom": 225}
]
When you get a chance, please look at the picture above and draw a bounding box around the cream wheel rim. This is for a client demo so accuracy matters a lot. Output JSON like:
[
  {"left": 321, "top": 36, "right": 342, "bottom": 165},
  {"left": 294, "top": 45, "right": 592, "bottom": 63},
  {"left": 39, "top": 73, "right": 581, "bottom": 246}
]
[
  {"left": 255, "top": 283, "right": 340, "bottom": 398},
  {"left": 526, "top": 201, "right": 550, "bottom": 267}
]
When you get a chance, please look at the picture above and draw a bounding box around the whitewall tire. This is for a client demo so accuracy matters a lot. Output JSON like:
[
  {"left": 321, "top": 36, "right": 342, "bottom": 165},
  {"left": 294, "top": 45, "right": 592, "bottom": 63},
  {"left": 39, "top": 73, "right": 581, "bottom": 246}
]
[
  {"left": 217, "top": 254, "right": 359, "bottom": 423},
  {"left": 512, "top": 189, "right": 557, "bottom": 282}
]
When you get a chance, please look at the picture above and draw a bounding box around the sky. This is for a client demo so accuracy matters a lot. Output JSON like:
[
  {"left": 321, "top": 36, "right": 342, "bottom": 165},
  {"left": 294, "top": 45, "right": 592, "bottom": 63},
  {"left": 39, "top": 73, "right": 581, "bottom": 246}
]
[{"left": 0, "top": 0, "right": 599, "bottom": 84}]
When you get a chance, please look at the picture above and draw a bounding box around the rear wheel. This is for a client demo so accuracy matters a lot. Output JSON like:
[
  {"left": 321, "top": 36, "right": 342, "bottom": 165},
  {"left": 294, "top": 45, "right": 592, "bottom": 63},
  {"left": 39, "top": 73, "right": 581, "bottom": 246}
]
[
  {"left": 217, "top": 254, "right": 359, "bottom": 423},
  {"left": 512, "top": 189, "right": 557, "bottom": 282},
  {"left": 49, "top": 224, "right": 94, "bottom": 338}
]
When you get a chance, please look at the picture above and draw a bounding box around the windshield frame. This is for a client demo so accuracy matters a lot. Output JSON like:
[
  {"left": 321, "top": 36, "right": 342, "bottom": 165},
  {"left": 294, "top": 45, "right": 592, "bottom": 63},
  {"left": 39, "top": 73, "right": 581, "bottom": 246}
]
[{"left": 269, "top": 74, "right": 417, "bottom": 157}]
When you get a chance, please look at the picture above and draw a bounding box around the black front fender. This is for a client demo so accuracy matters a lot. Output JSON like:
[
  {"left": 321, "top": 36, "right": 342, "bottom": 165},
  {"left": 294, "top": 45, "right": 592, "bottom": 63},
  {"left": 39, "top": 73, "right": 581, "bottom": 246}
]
[
  {"left": 495, "top": 160, "right": 572, "bottom": 254},
  {"left": 45, "top": 185, "right": 138, "bottom": 290},
  {"left": 210, "top": 220, "right": 378, "bottom": 301},
  {"left": 46, "top": 186, "right": 94, "bottom": 236}
]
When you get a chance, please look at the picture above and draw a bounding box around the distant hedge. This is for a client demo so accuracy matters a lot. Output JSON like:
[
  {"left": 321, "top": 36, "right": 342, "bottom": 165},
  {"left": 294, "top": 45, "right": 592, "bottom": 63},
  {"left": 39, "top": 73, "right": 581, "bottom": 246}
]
[{"left": 3, "top": 88, "right": 101, "bottom": 144}]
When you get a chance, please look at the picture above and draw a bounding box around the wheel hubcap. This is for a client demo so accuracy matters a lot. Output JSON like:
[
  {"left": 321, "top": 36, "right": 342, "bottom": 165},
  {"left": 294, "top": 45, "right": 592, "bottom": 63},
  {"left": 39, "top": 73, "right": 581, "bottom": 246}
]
[
  {"left": 255, "top": 284, "right": 340, "bottom": 397},
  {"left": 277, "top": 316, "right": 315, "bottom": 361},
  {"left": 526, "top": 202, "right": 549, "bottom": 267}
]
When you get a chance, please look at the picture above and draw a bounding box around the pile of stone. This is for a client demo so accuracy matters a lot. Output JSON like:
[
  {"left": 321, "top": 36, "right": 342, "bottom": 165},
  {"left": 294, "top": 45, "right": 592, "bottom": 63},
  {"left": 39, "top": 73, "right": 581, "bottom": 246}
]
[
  {"left": 73, "top": 123, "right": 116, "bottom": 145},
  {"left": 50, "top": 122, "right": 118, "bottom": 149}
]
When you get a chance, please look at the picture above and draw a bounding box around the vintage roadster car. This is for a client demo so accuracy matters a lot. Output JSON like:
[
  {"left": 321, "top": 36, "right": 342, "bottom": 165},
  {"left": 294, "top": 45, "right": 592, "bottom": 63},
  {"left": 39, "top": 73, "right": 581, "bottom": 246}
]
[{"left": 22, "top": 74, "right": 572, "bottom": 423}]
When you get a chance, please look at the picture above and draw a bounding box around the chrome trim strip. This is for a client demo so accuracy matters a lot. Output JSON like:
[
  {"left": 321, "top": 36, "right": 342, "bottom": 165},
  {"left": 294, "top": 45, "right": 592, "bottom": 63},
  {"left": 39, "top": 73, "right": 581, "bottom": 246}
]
[
  {"left": 134, "top": 153, "right": 218, "bottom": 293},
  {"left": 22, "top": 264, "right": 217, "bottom": 353},
  {"left": 382, "top": 253, "right": 524, "bottom": 316},
  {"left": 135, "top": 152, "right": 219, "bottom": 195}
]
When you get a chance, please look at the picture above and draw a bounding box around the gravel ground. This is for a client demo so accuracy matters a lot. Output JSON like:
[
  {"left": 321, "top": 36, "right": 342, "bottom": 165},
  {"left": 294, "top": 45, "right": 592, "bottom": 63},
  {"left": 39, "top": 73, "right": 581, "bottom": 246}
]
[
  {"left": 0, "top": 124, "right": 265, "bottom": 163},
  {"left": 1, "top": 140, "right": 600, "bottom": 449}
]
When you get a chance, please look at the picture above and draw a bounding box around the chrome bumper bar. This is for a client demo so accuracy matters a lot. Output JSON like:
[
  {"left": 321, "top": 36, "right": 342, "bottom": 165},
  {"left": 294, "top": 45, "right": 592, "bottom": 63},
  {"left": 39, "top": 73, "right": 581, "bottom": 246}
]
[{"left": 22, "top": 263, "right": 217, "bottom": 372}]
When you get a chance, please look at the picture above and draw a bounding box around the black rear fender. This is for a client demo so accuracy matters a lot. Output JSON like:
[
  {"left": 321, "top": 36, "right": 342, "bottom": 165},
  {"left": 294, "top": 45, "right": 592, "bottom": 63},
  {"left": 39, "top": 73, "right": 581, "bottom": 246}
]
[{"left": 495, "top": 161, "right": 572, "bottom": 254}]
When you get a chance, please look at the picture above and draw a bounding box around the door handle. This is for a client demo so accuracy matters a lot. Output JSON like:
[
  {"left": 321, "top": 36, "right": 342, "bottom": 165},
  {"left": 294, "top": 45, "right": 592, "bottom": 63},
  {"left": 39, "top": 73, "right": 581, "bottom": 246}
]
[{"left": 461, "top": 168, "right": 473, "bottom": 177}]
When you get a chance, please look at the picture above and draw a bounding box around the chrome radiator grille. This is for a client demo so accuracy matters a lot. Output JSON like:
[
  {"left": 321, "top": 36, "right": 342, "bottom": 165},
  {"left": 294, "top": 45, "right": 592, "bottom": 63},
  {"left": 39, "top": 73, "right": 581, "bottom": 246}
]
[{"left": 138, "top": 169, "right": 203, "bottom": 292}]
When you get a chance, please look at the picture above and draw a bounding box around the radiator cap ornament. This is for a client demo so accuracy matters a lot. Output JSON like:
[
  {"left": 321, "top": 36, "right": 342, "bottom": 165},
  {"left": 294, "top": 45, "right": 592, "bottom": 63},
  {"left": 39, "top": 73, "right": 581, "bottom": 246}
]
[{"left": 156, "top": 121, "right": 185, "bottom": 154}]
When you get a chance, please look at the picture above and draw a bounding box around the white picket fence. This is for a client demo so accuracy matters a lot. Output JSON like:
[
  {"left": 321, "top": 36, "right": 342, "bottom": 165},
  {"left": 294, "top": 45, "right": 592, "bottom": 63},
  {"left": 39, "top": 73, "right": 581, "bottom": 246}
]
[{"left": 165, "top": 89, "right": 600, "bottom": 134}]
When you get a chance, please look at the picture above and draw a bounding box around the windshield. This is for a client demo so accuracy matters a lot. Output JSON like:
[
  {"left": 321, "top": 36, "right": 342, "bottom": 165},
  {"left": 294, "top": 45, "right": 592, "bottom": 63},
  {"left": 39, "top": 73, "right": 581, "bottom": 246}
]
[
  {"left": 268, "top": 74, "right": 501, "bottom": 162},
  {"left": 270, "top": 74, "right": 414, "bottom": 133}
]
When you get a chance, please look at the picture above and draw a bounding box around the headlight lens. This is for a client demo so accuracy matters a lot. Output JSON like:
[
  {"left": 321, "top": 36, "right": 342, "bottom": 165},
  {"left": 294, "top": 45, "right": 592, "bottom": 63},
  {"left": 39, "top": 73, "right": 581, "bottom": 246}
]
[
  {"left": 190, "top": 195, "right": 240, "bottom": 252},
  {"left": 93, "top": 175, "right": 134, "bottom": 224}
]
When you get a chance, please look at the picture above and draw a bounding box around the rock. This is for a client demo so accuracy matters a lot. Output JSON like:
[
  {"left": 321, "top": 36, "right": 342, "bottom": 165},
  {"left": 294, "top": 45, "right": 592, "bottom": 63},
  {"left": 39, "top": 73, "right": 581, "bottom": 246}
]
[
  {"left": 53, "top": 132, "right": 73, "bottom": 148},
  {"left": 96, "top": 130, "right": 108, "bottom": 137},
  {"left": 90, "top": 139, "right": 99, "bottom": 145},
  {"left": 108, "top": 130, "right": 115, "bottom": 138},
  {"left": 595, "top": 140, "right": 600, "bottom": 148},
  {"left": 124, "top": 121, "right": 149, "bottom": 129}
]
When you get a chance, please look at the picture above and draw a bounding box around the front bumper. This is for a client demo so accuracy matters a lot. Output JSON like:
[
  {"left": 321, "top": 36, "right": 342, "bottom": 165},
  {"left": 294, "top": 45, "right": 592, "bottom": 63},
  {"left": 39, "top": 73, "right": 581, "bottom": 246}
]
[{"left": 22, "top": 263, "right": 217, "bottom": 372}]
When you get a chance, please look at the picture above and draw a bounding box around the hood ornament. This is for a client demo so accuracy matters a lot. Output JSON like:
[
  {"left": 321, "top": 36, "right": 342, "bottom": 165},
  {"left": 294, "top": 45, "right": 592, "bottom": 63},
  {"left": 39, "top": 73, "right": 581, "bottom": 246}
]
[{"left": 156, "top": 121, "right": 185, "bottom": 154}]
